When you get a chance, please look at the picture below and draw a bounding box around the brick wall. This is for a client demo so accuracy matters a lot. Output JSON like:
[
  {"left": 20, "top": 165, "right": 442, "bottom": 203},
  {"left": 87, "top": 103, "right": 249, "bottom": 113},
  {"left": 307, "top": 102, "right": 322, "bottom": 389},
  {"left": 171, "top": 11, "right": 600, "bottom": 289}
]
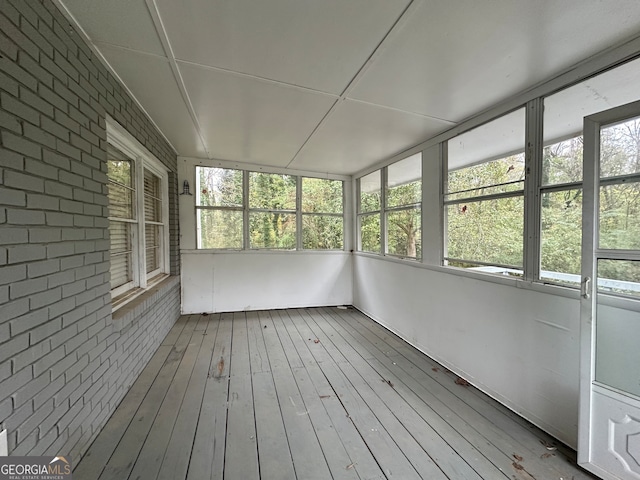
[{"left": 0, "top": 0, "right": 181, "bottom": 462}]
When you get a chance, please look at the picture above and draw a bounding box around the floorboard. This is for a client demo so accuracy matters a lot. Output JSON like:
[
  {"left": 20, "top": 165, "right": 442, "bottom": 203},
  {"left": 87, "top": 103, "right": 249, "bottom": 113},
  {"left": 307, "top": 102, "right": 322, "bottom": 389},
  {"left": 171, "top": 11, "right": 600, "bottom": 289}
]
[{"left": 76, "top": 307, "right": 596, "bottom": 480}]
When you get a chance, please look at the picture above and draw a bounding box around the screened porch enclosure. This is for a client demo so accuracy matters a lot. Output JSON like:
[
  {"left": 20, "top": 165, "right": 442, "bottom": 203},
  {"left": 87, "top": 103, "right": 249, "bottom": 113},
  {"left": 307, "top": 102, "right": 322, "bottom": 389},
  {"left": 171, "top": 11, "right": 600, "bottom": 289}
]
[{"left": 74, "top": 308, "right": 594, "bottom": 480}]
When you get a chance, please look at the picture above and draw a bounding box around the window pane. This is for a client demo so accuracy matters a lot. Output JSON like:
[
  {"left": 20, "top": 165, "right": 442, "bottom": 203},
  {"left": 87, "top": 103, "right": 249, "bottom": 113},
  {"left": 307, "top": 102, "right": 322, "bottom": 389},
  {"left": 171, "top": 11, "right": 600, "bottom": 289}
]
[
  {"left": 598, "top": 259, "right": 640, "bottom": 298},
  {"left": 302, "top": 215, "right": 343, "bottom": 250},
  {"left": 447, "top": 196, "right": 524, "bottom": 268},
  {"left": 144, "top": 169, "right": 161, "bottom": 222},
  {"left": 448, "top": 108, "right": 525, "bottom": 172},
  {"left": 600, "top": 117, "right": 640, "bottom": 178},
  {"left": 447, "top": 153, "right": 525, "bottom": 200},
  {"left": 540, "top": 189, "right": 582, "bottom": 283},
  {"left": 360, "top": 213, "right": 380, "bottom": 253},
  {"left": 197, "top": 209, "right": 243, "bottom": 249},
  {"left": 302, "top": 178, "right": 343, "bottom": 213},
  {"left": 388, "top": 153, "right": 421, "bottom": 208},
  {"left": 107, "top": 146, "right": 133, "bottom": 187},
  {"left": 109, "top": 221, "right": 132, "bottom": 289},
  {"left": 249, "top": 172, "right": 296, "bottom": 210},
  {"left": 145, "top": 224, "right": 160, "bottom": 273},
  {"left": 359, "top": 171, "right": 381, "bottom": 213},
  {"left": 108, "top": 181, "right": 135, "bottom": 219},
  {"left": 249, "top": 212, "right": 296, "bottom": 249},
  {"left": 196, "top": 167, "right": 243, "bottom": 207},
  {"left": 542, "top": 137, "right": 583, "bottom": 186},
  {"left": 599, "top": 181, "right": 640, "bottom": 250},
  {"left": 387, "top": 209, "right": 421, "bottom": 259}
]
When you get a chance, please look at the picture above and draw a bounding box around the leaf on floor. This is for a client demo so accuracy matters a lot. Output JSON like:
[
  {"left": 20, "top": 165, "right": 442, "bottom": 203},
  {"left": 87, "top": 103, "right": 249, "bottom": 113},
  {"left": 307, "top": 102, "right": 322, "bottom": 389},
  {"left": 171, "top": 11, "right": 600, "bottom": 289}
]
[
  {"left": 540, "top": 452, "right": 555, "bottom": 459},
  {"left": 455, "top": 377, "right": 470, "bottom": 387},
  {"left": 513, "top": 454, "right": 523, "bottom": 462},
  {"left": 432, "top": 367, "right": 439, "bottom": 372},
  {"left": 345, "top": 463, "right": 355, "bottom": 470},
  {"left": 217, "top": 357, "right": 225, "bottom": 377},
  {"left": 512, "top": 462, "right": 524, "bottom": 471},
  {"left": 313, "top": 339, "right": 320, "bottom": 343},
  {"left": 319, "top": 395, "right": 331, "bottom": 399}
]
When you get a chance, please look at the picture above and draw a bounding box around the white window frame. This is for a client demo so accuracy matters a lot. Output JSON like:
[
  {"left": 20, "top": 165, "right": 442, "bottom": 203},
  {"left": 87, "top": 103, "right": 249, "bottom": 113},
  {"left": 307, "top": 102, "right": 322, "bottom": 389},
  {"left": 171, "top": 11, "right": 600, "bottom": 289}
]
[
  {"left": 193, "top": 166, "right": 346, "bottom": 251},
  {"left": 107, "top": 117, "right": 170, "bottom": 307}
]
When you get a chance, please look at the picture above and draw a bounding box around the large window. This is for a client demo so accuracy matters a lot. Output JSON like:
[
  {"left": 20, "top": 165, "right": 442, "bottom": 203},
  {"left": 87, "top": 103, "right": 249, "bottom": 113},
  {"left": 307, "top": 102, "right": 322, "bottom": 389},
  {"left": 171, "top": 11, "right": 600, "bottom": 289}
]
[
  {"left": 357, "top": 153, "right": 422, "bottom": 259},
  {"left": 445, "top": 109, "right": 526, "bottom": 272},
  {"left": 386, "top": 154, "right": 421, "bottom": 259},
  {"left": 107, "top": 121, "right": 169, "bottom": 304},
  {"left": 540, "top": 57, "right": 640, "bottom": 285},
  {"left": 195, "top": 167, "right": 344, "bottom": 250}
]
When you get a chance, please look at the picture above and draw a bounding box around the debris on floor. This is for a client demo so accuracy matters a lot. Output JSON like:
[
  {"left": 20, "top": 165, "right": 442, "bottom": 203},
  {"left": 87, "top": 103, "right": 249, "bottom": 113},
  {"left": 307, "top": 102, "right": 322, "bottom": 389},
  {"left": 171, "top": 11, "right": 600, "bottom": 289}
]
[
  {"left": 432, "top": 367, "right": 439, "bottom": 372},
  {"left": 382, "top": 379, "right": 394, "bottom": 388},
  {"left": 513, "top": 454, "right": 523, "bottom": 461},
  {"left": 313, "top": 339, "right": 320, "bottom": 343}
]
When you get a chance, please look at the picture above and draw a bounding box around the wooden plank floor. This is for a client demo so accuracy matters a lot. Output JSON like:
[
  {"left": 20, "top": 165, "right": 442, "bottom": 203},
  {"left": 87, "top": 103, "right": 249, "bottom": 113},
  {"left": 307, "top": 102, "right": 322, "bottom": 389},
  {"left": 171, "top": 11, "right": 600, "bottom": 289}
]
[{"left": 75, "top": 307, "right": 596, "bottom": 480}]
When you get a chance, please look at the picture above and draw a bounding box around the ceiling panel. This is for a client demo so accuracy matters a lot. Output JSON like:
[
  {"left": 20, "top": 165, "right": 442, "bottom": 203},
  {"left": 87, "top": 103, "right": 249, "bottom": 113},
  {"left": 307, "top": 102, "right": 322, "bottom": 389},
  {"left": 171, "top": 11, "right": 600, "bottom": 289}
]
[
  {"left": 99, "top": 44, "right": 207, "bottom": 158},
  {"left": 351, "top": 0, "right": 640, "bottom": 123},
  {"left": 178, "top": 62, "right": 337, "bottom": 166},
  {"left": 291, "top": 100, "right": 453, "bottom": 175},
  {"left": 155, "top": 0, "right": 410, "bottom": 94},
  {"left": 60, "top": 0, "right": 165, "bottom": 56}
]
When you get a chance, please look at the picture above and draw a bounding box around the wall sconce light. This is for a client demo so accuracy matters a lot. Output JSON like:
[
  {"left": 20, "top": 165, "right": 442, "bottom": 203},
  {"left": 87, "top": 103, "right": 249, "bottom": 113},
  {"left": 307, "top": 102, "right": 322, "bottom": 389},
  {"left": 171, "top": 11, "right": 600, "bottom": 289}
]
[{"left": 180, "top": 180, "right": 192, "bottom": 195}]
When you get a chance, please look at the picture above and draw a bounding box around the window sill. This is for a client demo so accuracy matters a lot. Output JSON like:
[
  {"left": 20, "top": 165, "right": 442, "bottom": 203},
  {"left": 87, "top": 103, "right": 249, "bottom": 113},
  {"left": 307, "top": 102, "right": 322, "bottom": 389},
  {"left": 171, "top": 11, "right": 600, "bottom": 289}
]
[{"left": 111, "top": 275, "right": 179, "bottom": 332}]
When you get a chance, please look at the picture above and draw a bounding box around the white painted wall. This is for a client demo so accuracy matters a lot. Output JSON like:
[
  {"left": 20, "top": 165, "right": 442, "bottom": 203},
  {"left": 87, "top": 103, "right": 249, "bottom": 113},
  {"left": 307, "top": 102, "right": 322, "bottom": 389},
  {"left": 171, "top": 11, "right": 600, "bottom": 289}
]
[
  {"left": 353, "top": 254, "right": 583, "bottom": 447},
  {"left": 181, "top": 251, "right": 352, "bottom": 313}
]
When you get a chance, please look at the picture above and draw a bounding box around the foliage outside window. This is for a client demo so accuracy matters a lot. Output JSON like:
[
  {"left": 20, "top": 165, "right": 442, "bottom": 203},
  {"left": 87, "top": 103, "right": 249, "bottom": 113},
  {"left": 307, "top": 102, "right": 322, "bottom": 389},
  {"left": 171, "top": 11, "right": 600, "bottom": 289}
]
[
  {"left": 357, "top": 153, "right": 422, "bottom": 259},
  {"left": 196, "top": 167, "right": 344, "bottom": 251},
  {"left": 249, "top": 172, "right": 297, "bottom": 249},
  {"left": 445, "top": 109, "right": 526, "bottom": 273},
  {"left": 596, "top": 117, "right": 640, "bottom": 297},
  {"left": 302, "top": 178, "right": 344, "bottom": 249},
  {"left": 386, "top": 153, "right": 421, "bottom": 259},
  {"left": 196, "top": 167, "right": 244, "bottom": 249},
  {"left": 106, "top": 127, "right": 169, "bottom": 305},
  {"left": 358, "top": 170, "right": 381, "bottom": 253}
]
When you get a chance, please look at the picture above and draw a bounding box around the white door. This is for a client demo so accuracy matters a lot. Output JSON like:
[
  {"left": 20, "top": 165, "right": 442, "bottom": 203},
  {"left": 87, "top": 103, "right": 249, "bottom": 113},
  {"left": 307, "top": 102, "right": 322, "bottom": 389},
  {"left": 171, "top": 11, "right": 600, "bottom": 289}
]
[{"left": 579, "top": 100, "right": 640, "bottom": 479}]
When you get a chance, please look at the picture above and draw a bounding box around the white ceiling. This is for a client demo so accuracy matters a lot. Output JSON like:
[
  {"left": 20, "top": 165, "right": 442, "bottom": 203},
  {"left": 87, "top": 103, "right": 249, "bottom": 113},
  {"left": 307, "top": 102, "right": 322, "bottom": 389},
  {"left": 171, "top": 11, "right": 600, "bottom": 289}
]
[{"left": 57, "top": 0, "right": 640, "bottom": 176}]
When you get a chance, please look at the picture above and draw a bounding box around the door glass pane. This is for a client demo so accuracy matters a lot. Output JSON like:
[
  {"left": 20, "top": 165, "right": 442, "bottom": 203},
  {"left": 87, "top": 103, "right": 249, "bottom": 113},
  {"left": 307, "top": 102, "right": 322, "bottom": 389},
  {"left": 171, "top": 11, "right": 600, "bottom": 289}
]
[
  {"left": 597, "top": 259, "right": 640, "bottom": 298},
  {"left": 600, "top": 117, "right": 640, "bottom": 178},
  {"left": 594, "top": 256, "right": 640, "bottom": 401},
  {"left": 599, "top": 181, "right": 640, "bottom": 250}
]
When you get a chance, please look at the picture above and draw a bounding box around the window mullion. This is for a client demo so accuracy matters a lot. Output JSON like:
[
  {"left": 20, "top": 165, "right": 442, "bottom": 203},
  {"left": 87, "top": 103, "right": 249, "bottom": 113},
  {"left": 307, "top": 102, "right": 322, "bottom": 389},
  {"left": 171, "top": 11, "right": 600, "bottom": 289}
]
[
  {"left": 441, "top": 141, "right": 448, "bottom": 264},
  {"left": 296, "top": 176, "right": 302, "bottom": 251},
  {"left": 381, "top": 167, "right": 387, "bottom": 255},
  {"left": 243, "top": 170, "right": 249, "bottom": 250},
  {"left": 525, "top": 97, "right": 544, "bottom": 282},
  {"left": 136, "top": 161, "right": 146, "bottom": 289}
]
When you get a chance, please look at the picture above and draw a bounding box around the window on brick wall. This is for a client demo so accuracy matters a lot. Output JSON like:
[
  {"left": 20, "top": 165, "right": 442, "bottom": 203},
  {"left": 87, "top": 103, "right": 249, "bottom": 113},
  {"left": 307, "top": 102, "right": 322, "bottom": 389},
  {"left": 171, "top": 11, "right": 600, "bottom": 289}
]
[{"left": 107, "top": 119, "right": 169, "bottom": 306}]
